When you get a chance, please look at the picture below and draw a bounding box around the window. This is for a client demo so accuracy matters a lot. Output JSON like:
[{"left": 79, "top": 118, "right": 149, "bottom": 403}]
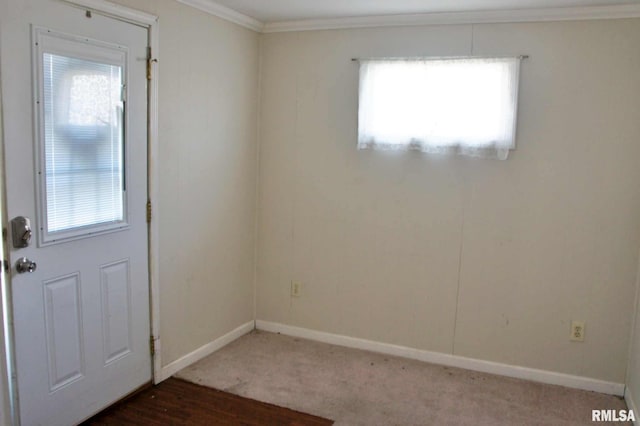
[
  {"left": 34, "top": 28, "right": 128, "bottom": 244},
  {"left": 357, "top": 57, "right": 522, "bottom": 160}
]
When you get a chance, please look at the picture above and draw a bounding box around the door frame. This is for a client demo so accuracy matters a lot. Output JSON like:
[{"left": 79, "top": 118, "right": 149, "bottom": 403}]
[
  {"left": 0, "top": 41, "right": 13, "bottom": 426},
  {"left": 0, "top": 0, "right": 162, "bottom": 423}
]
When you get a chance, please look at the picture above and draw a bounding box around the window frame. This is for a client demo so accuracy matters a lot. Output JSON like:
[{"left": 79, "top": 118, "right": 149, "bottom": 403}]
[{"left": 33, "top": 27, "right": 130, "bottom": 246}]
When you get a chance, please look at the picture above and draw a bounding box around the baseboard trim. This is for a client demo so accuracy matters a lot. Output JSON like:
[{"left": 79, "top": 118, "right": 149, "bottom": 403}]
[
  {"left": 256, "top": 320, "right": 624, "bottom": 396},
  {"left": 625, "top": 387, "right": 639, "bottom": 425},
  {"left": 158, "top": 320, "right": 255, "bottom": 382}
]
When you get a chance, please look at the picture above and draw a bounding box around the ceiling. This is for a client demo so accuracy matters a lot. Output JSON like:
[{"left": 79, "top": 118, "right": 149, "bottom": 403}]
[{"left": 210, "top": 0, "right": 639, "bottom": 22}]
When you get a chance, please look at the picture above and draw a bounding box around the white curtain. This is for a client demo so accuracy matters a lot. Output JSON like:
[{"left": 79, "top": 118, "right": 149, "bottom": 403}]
[{"left": 357, "top": 57, "right": 521, "bottom": 160}]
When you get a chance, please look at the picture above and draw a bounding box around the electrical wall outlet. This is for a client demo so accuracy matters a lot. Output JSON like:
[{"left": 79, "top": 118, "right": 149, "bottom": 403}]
[
  {"left": 291, "top": 281, "right": 302, "bottom": 297},
  {"left": 570, "top": 321, "right": 585, "bottom": 342}
]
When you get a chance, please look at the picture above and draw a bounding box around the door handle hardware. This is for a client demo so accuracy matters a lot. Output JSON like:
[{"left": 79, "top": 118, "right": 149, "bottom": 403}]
[
  {"left": 15, "top": 257, "right": 37, "bottom": 274},
  {"left": 11, "top": 216, "right": 32, "bottom": 248}
]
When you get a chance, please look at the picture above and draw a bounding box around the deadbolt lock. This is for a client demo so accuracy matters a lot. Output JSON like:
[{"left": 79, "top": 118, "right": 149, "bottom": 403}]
[{"left": 11, "top": 216, "right": 32, "bottom": 248}]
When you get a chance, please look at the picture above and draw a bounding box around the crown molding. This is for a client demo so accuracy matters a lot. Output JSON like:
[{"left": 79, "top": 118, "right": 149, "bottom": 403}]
[
  {"left": 173, "top": 1, "right": 640, "bottom": 34},
  {"left": 262, "top": 4, "right": 640, "bottom": 33},
  {"left": 176, "top": 0, "right": 264, "bottom": 32}
]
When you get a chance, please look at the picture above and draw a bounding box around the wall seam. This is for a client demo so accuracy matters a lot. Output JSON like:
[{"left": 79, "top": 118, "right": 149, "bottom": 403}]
[
  {"left": 252, "top": 34, "right": 264, "bottom": 325},
  {"left": 451, "top": 26, "right": 474, "bottom": 356},
  {"left": 288, "top": 32, "right": 302, "bottom": 319},
  {"left": 451, "top": 204, "right": 465, "bottom": 356}
]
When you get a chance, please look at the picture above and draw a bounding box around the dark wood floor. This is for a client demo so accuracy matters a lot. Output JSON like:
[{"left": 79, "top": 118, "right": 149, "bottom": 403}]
[{"left": 83, "top": 378, "right": 333, "bottom": 425}]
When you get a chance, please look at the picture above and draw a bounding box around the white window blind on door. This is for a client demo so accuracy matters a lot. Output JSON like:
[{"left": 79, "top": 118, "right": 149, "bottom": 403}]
[{"left": 42, "top": 52, "right": 125, "bottom": 235}]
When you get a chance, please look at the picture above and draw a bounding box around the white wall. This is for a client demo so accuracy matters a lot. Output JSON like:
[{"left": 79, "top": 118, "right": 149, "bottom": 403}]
[
  {"left": 113, "top": 0, "right": 259, "bottom": 366},
  {"left": 256, "top": 19, "right": 640, "bottom": 383}
]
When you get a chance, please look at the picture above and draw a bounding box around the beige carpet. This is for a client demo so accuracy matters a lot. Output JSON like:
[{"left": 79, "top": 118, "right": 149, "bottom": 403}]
[{"left": 175, "top": 330, "right": 630, "bottom": 425}]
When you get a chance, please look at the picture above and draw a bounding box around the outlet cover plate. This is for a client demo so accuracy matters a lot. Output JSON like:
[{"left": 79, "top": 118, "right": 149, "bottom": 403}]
[
  {"left": 291, "top": 281, "right": 302, "bottom": 297},
  {"left": 570, "top": 320, "right": 585, "bottom": 342}
]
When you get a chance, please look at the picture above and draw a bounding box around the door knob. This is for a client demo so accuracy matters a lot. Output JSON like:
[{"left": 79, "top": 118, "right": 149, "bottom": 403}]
[{"left": 15, "top": 257, "right": 37, "bottom": 274}]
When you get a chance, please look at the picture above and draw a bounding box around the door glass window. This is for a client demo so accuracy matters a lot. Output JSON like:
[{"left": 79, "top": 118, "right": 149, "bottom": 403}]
[
  {"left": 43, "top": 54, "right": 124, "bottom": 233},
  {"left": 35, "top": 30, "right": 129, "bottom": 244}
]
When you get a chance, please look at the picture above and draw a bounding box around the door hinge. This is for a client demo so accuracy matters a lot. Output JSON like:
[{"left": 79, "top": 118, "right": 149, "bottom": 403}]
[
  {"left": 146, "top": 200, "right": 152, "bottom": 224},
  {"left": 150, "top": 336, "right": 156, "bottom": 356},
  {"left": 146, "top": 47, "right": 157, "bottom": 81}
]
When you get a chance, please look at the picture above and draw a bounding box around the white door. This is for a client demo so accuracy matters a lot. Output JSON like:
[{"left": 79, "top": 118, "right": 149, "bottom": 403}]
[{"left": 0, "top": 1, "right": 151, "bottom": 424}]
